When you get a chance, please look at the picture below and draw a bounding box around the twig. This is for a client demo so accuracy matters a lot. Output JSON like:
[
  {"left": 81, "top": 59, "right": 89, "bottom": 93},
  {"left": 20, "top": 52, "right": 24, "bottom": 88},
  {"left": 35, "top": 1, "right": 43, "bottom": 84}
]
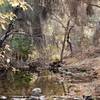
[
  {"left": 67, "top": 25, "right": 74, "bottom": 56},
  {"left": 84, "top": 2, "right": 100, "bottom": 8},
  {"left": 60, "top": 19, "right": 71, "bottom": 62},
  {"left": 61, "top": 82, "right": 67, "bottom": 95},
  {"left": 51, "top": 14, "right": 66, "bottom": 29},
  {"left": 50, "top": 13, "right": 74, "bottom": 61},
  {"left": 0, "top": 20, "right": 14, "bottom": 47}
]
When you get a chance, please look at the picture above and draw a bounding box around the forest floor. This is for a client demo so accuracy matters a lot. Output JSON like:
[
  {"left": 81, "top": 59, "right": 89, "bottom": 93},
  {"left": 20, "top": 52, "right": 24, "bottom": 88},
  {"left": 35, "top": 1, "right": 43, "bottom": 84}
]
[
  {"left": 0, "top": 46, "right": 100, "bottom": 100},
  {"left": 29, "top": 46, "right": 100, "bottom": 100},
  {"left": 51, "top": 46, "right": 100, "bottom": 100}
]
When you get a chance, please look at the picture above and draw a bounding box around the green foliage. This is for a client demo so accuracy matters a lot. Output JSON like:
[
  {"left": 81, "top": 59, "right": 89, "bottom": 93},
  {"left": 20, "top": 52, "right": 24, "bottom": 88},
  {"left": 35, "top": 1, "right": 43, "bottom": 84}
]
[
  {"left": 0, "top": 0, "right": 28, "bottom": 30},
  {"left": 14, "top": 70, "right": 32, "bottom": 87},
  {"left": 0, "top": 0, "right": 11, "bottom": 13},
  {"left": 11, "top": 34, "right": 31, "bottom": 55},
  {"left": 0, "top": 0, "right": 12, "bottom": 30}
]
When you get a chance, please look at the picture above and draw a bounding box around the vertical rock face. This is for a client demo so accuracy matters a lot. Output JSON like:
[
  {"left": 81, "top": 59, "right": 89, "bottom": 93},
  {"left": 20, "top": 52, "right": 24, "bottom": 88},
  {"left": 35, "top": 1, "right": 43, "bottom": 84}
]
[
  {"left": 93, "top": 22, "right": 100, "bottom": 47},
  {"left": 70, "top": 25, "right": 83, "bottom": 54}
]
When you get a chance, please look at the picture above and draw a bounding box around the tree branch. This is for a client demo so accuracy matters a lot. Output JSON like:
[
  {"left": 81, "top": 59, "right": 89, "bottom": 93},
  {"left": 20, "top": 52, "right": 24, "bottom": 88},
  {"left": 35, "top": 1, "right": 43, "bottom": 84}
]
[
  {"left": 84, "top": 2, "right": 100, "bottom": 8},
  {"left": 60, "top": 19, "right": 71, "bottom": 61},
  {"left": 67, "top": 25, "right": 74, "bottom": 56},
  {"left": 0, "top": 21, "right": 14, "bottom": 47}
]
